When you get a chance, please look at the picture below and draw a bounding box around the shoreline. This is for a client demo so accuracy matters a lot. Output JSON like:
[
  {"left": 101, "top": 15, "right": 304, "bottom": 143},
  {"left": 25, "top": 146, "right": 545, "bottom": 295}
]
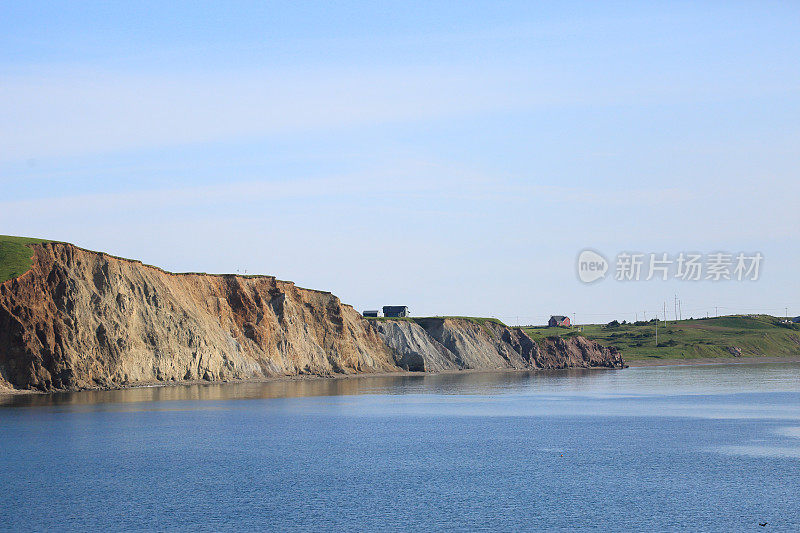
[
  {"left": 2, "top": 356, "right": 799, "bottom": 397},
  {"left": 0, "top": 366, "right": 613, "bottom": 397}
]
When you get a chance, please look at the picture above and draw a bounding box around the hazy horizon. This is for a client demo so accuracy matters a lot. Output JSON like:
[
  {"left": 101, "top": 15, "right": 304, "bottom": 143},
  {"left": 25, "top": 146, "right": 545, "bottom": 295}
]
[{"left": 2, "top": 1, "right": 798, "bottom": 324}]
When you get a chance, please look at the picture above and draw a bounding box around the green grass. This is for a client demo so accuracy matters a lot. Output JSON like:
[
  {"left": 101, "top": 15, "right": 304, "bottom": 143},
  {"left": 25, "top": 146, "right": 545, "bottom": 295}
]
[
  {"left": 523, "top": 326, "right": 580, "bottom": 342},
  {"left": 437, "top": 316, "right": 506, "bottom": 327},
  {"left": 365, "top": 315, "right": 506, "bottom": 339},
  {"left": 0, "top": 235, "right": 52, "bottom": 283},
  {"left": 522, "top": 315, "right": 800, "bottom": 361},
  {"left": 366, "top": 316, "right": 505, "bottom": 326}
]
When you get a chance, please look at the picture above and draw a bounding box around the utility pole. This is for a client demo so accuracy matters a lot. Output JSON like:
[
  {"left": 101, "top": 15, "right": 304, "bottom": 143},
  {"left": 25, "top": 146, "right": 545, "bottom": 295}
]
[
  {"left": 674, "top": 294, "right": 678, "bottom": 322},
  {"left": 715, "top": 306, "right": 718, "bottom": 317},
  {"left": 573, "top": 313, "right": 576, "bottom": 328},
  {"left": 786, "top": 307, "right": 789, "bottom": 319},
  {"left": 678, "top": 300, "right": 682, "bottom": 320},
  {"left": 663, "top": 301, "right": 667, "bottom": 324},
  {"left": 655, "top": 318, "right": 658, "bottom": 347}
]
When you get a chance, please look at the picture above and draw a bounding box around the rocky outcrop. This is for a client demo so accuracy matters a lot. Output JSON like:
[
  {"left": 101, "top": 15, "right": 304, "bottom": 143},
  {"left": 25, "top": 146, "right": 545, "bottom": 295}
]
[
  {"left": 536, "top": 335, "right": 625, "bottom": 369},
  {"left": 0, "top": 242, "right": 624, "bottom": 392},
  {"left": 0, "top": 242, "right": 396, "bottom": 391},
  {"left": 727, "top": 346, "right": 742, "bottom": 357},
  {"left": 376, "top": 317, "right": 623, "bottom": 372},
  {"left": 372, "top": 320, "right": 456, "bottom": 372}
]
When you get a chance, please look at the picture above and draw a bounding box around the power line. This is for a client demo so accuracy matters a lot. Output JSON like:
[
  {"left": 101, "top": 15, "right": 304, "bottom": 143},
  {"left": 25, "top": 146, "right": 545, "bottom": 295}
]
[{"left": 492, "top": 305, "right": 794, "bottom": 325}]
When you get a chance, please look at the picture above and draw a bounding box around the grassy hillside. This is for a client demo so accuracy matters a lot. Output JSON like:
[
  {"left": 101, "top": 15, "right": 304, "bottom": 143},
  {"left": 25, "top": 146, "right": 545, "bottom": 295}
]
[
  {"left": 523, "top": 315, "right": 800, "bottom": 361},
  {"left": 0, "top": 235, "right": 52, "bottom": 283}
]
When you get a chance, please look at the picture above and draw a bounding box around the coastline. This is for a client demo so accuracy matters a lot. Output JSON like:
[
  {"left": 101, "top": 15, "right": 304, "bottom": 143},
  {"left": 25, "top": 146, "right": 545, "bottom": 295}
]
[
  {"left": 2, "top": 355, "right": 800, "bottom": 397},
  {"left": 0, "top": 365, "right": 613, "bottom": 397}
]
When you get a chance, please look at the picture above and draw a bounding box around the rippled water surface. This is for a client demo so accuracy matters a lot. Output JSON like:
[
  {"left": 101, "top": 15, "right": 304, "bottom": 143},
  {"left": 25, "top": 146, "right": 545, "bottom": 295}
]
[{"left": 1, "top": 363, "right": 799, "bottom": 531}]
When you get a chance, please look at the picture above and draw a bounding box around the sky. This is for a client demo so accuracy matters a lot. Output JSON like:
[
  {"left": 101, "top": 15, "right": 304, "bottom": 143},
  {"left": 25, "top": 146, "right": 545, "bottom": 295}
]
[{"left": 1, "top": 1, "right": 798, "bottom": 324}]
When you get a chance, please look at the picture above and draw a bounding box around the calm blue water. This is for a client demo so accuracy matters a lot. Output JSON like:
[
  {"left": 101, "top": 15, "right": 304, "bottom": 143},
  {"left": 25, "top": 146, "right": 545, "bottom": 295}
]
[{"left": 1, "top": 363, "right": 799, "bottom": 532}]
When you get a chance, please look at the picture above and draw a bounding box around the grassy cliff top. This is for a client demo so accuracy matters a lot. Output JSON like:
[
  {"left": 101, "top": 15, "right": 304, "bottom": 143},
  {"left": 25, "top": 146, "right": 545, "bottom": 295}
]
[
  {"left": 366, "top": 316, "right": 506, "bottom": 326},
  {"left": 523, "top": 315, "right": 800, "bottom": 361},
  {"left": 0, "top": 235, "right": 53, "bottom": 283},
  {"left": 365, "top": 315, "right": 507, "bottom": 340}
]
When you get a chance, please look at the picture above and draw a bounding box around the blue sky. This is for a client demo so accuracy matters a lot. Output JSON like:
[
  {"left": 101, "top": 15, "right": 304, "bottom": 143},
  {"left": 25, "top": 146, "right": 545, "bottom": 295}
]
[{"left": 1, "top": 1, "right": 798, "bottom": 323}]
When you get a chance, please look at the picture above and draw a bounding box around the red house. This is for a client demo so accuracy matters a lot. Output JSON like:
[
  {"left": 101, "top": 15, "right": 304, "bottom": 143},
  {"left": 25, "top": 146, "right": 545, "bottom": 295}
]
[{"left": 548, "top": 315, "right": 571, "bottom": 327}]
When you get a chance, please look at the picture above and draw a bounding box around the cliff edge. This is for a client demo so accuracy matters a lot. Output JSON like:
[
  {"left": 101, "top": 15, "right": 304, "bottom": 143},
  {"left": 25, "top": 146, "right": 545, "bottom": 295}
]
[
  {"left": 373, "top": 318, "right": 623, "bottom": 372},
  {"left": 0, "top": 241, "right": 624, "bottom": 392}
]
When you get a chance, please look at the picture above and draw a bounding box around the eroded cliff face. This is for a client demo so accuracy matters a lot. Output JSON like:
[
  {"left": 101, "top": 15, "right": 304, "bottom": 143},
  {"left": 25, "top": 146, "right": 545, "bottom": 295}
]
[
  {"left": 374, "top": 318, "right": 624, "bottom": 372},
  {"left": 0, "top": 242, "right": 624, "bottom": 392},
  {"left": 536, "top": 335, "right": 625, "bottom": 369},
  {"left": 0, "top": 243, "right": 396, "bottom": 391},
  {"left": 372, "top": 320, "right": 455, "bottom": 372}
]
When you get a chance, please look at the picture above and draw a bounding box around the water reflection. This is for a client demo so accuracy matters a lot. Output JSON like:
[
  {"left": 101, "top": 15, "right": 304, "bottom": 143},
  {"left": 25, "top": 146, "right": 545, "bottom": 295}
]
[
  {"left": 0, "top": 368, "right": 608, "bottom": 408},
  {"left": 1, "top": 362, "right": 798, "bottom": 410}
]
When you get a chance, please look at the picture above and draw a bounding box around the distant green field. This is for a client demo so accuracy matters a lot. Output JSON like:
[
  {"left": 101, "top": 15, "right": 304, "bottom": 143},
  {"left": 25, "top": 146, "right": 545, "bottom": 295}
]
[
  {"left": 523, "top": 315, "right": 800, "bottom": 361},
  {"left": 0, "top": 235, "right": 52, "bottom": 283}
]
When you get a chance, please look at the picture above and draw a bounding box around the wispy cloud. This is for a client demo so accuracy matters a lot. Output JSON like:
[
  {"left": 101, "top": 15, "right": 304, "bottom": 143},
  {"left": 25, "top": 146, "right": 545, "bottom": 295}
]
[
  {"left": 3, "top": 54, "right": 794, "bottom": 162},
  {"left": 0, "top": 155, "right": 690, "bottom": 218},
  {"left": 0, "top": 65, "right": 528, "bottom": 161}
]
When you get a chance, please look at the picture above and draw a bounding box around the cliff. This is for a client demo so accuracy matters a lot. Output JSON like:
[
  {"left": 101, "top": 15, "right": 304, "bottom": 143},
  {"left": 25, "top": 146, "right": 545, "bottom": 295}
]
[
  {"left": 0, "top": 242, "right": 397, "bottom": 391},
  {"left": 0, "top": 241, "right": 624, "bottom": 392},
  {"left": 373, "top": 318, "right": 624, "bottom": 372}
]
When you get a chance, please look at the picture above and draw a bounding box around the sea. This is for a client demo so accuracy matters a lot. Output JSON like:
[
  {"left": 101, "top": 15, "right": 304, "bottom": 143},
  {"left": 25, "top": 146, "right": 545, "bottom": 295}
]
[{"left": 1, "top": 363, "right": 799, "bottom": 532}]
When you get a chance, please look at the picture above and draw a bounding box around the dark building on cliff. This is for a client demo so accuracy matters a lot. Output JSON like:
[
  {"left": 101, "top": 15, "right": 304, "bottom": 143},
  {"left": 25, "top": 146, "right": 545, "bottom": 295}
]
[
  {"left": 362, "top": 310, "right": 379, "bottom": 317},
  {"left": 383, "top": 306, "right": 409, "bottom": 318},
  {"left": 548, "top": 315, "right": 571, "bottom": 327}
]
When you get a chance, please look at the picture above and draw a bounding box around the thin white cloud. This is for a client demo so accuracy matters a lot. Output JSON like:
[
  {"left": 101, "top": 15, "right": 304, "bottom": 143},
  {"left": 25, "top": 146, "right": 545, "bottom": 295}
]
[
  {"left": 2, "top": 58, "right": 793, "bottom": 162},
  {"left": 0, "top": 159, "right": 690, "bottom": 220},
  {"left": 0, "top": 65, "right": 531, "bottom": 161}
]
